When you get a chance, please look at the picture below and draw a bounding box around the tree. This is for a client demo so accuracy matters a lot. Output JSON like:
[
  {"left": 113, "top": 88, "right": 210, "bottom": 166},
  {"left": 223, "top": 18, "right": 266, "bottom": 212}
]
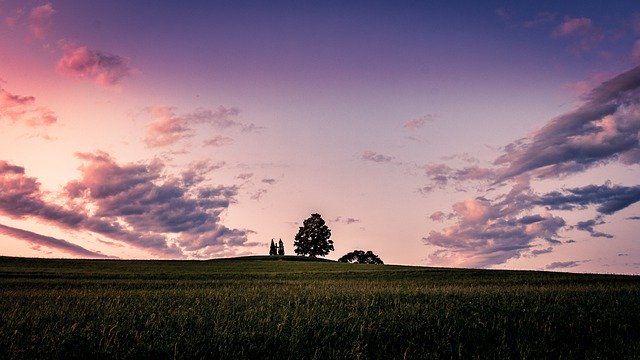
[
  {"left": 293, "top": 213, "right": 334, "bottom": 257},
  {"left": 277, "top": 239, "right": 285, "bottom": 256},
  {"left": 269, "top": 239, "right": 277, "bottom": 256},
  {"left": 338, "top": 250, "right": 384, "bottom": 264}
]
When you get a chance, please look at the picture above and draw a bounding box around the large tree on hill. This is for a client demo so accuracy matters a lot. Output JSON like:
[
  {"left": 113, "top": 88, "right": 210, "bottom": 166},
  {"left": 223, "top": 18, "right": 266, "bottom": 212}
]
[
  {"left": 338, "top": 250, "right": 384, "bottom": 264},
  {"left": 293, "top": 213, "right": 334, "bottom": 257}
]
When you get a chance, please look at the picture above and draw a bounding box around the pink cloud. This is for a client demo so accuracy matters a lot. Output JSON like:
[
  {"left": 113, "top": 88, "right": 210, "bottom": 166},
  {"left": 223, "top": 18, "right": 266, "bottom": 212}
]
[
  {"left": 553, "top": 17, "right": 592, "bottom": 37},
  {"left": 0, "top": 86, "right": 57, "bottom": 127},
  {"left": 552, "top": 16, "right": 603, "bottom": 52},
  {"left": 144, "top": 106, "right": 192, "bottom": 147},
  {"left": 29, "top": 3, "right": 55, "bottom": 39},
  {"left": 57, "top": 46, "right": 132, "bottom": 86},
  {"left": 145, "top": 106, "right": 252, "bottom": 148},
  {"left": 403, "top": 114, "right": 433, "bottom": 130}
]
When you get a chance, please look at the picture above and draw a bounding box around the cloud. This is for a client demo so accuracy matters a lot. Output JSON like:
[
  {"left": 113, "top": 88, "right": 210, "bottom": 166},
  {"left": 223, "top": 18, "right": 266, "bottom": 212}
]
[
  {"left": 181, "top": 160, "right": 225, "bottom": 187},
  {"left": 57, "top": 46, "right": 132, "bottom": 86},
  {"left": 575, "top": 217, "right": 613, "bottom": 238},
  {"left": 545, "top": 261, "right": 581, "bottom": 270},
  {"left": 403, "top": 114, "right": 433, "bottom": 130},
  {"left": 552, "top": 16, "right": 603, "bottom": 52},
  {"left": 0, "top": 86, "right": 57, "bottom": 127},
  {"left": 250, "top": 189, "right": 267, "bottom": 200},
  {"left": 424, "top": 183, "right": 568, "bottom": 268},
  {"left": 553, "top": 17, "right": 592, "bottom": 37},
  {"left": 627, "top": 216, "right": 640, "bottom": 220},
  {"left": 332, "top": 216, "right": 360, "bottom": 225},
  {"left": 361, "top": 150, "right": 394, "bottom": 163},
  {"left": 0, "top": 223, "right": 111, "bottom": 258},
  {"left": 534, "top": 183, "right": 640, "bottom": 215},
  {"left": 203, "top": 135, "right": 235, "bottom": 147},
  {"left": 144, "top": 106, "right": 253, "bottom": 148},
  {"left": 28, "top": 3, "right": 55, "bottom": 39},
  {"left": 144, "top": 106, "right": 192, "bottom": 147},
  {"left": 523, "top": 12, "right": 556, "bottom": 28},
  {"left": 236, "top": 173, "right": 254, "bottom": 180},
  {"left": 494, "top": 65, "right": 640, "bottom": 182},
  {"left": 261, "top": 178, "right": 277, "bottom": 185},
  {"left": 0, "top": 153, "right": 252, "bottom": 258}
]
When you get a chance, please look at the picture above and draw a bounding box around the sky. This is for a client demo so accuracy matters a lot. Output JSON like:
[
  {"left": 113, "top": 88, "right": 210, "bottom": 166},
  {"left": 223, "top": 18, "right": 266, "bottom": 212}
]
[{"left": 1, "top": 0, "right": 640, "bottom": 273}]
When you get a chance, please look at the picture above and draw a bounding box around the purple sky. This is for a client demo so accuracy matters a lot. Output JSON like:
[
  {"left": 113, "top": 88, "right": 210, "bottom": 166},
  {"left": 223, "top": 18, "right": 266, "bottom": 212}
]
[{"left": 1, "top": 0, "right": 640, "bottom": 273}]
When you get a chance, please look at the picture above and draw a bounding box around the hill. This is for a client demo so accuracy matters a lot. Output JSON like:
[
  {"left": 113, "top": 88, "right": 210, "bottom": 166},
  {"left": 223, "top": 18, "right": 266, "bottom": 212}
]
[{"left": 1, "top": 256, "right": 639, "bottom": 359}]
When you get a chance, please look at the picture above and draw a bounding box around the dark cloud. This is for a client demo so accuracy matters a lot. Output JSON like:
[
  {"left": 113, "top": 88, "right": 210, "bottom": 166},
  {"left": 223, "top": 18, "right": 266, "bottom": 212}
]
[
  {"left": 575, "top": 218, "right": 613, "bottom": 238},
  {"left": 261, "top": 178, "right": 277, "bottom": 185},
  {"left": 627, "top": 216, "right": 640, "bottom": 220},
  {"left": 494, "top": 65, "right": 640, "bottom": 182},
  {"left": 361, "top": 150, "right": 394, "bottom": 163},
  {"left": 57, "top": 46, "right": 132, "bottom": 86},
  {"left": 0, "top": 223, "right": 111, "bottom": 258},
  {"left": 1, "top": 153, "right": 252, "bottom": 258},
  {"left": 332, "top": 216, "right": 360, "bottom": 225},
  {"left": 546, "top": 261, "right": 581, "bottom": 270},
  {"left": 535, "top": 183, "right": 640, "bottom": 215}
]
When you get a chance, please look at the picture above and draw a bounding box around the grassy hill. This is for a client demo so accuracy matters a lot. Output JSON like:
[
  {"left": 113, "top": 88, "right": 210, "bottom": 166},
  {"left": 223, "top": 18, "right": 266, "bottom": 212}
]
[{"left": 1, "top": 256, "right": 639, "bottom": 359}]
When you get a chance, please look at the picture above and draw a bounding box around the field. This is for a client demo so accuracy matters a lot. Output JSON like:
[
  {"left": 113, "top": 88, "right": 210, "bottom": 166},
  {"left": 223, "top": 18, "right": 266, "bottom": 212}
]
[{"left": 1, "top": 256, "right": 639, "bottom": 359}]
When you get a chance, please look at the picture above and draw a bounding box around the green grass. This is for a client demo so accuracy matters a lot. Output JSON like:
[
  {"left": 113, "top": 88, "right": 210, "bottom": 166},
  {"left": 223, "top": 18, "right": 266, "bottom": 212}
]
[{"left": 1, "top": 256, "right": 639, "bottom": 359}]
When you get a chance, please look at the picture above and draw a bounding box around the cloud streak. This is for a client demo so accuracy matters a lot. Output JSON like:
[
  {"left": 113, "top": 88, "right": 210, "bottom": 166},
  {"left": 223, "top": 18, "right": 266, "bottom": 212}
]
[{"left": 0, "top": 223, "right": 111, "bottom": 258}]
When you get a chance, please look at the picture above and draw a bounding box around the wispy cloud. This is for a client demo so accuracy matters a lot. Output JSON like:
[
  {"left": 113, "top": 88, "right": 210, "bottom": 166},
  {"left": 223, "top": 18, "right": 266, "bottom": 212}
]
[
  {"left": 28, "top": 3, "right": 55, "bottom": 39},
  {"left": 0, "top": 86, "right": 57, "bottom": 127},
  {"left": 145, "top": 106, "right": 256, "bottom": 148}
]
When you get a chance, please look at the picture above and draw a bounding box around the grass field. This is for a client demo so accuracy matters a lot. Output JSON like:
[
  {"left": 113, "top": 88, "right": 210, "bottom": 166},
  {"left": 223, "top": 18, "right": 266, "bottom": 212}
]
[{"left": 1, "top": 256, "right": 639, "bottom": 359}]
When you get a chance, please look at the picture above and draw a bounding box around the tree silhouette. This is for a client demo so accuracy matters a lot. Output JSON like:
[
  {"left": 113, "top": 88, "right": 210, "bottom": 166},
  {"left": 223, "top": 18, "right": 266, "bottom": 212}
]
[
  {"left": 269, "top": 239, "right": 277, "bottom": 256},
  {"left": 278, "top": 238, "right": 285, "bottom": 256},
  {"left": 293, "top": 213, "right": 334, "bottom": 257},
  {"left": 338, "top": 250, "right": 384, "bottom": 264}
]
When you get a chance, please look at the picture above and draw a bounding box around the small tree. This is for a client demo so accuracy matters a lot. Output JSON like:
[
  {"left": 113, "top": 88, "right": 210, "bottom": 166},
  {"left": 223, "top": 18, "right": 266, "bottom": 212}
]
[
  {"left": 269, "top": 239, "right": 277, "bottom": 256},
  {"left": 293, "top": 213, "right": 334, "bottom": 257},
  {"left": 277, "top": 239, "right": 285, "bottom": 256},
  {"left": 338, "top": 250, "right": 384, "bottom": 264}
]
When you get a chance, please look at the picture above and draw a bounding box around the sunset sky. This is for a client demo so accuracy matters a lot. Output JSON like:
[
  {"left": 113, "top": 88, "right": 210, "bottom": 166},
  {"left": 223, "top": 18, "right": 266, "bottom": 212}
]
[{"left": 1, "top": 0, "right": 640, "bottom": 273}]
